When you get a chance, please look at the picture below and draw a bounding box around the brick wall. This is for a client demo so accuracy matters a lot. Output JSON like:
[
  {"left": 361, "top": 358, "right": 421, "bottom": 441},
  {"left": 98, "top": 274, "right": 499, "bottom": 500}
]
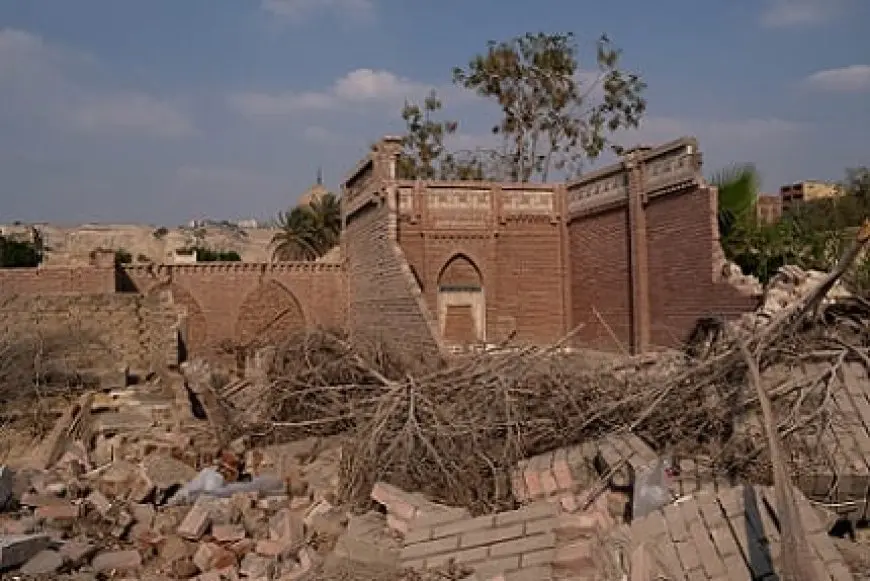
[
  {"left": 120, "top": 263, "right": 346, "bottom": 358},
  {"left": 395, "top": 181, "right": 567, "bottom": 347},
  {"left": 646, "top": 186, "right": 757, "bottom": 347},
  {"left": 0, "top": 265, "right": 115, "bottom": 295},
  {"left": 344, "top": 197, "right": 442, "bottom": 358},
  {"left": 568, "top": 207, "right": 632, "bottom": 349},
  {"left": 566, "top": 138, "right": 758, "bottom": 352},
  {"left": 0, "top": 292, "right": 179, "bottom": 374}
]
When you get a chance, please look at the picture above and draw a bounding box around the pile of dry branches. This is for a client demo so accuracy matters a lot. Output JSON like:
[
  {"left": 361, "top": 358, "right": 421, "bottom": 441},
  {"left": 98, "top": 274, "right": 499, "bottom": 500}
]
[{"left": 218, "top": 224, "right": 870, "bottom": 515}]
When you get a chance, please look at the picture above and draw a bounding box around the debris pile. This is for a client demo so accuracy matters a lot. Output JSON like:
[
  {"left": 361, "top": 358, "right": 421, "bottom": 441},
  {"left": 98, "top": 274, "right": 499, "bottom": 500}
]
[{"left": 0, "top": 224, "right": 868, "bottom": 580}]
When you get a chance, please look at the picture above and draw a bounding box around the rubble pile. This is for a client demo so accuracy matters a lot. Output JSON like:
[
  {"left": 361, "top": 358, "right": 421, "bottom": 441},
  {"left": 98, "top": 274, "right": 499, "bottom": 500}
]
[{"left": 1, "top": 228, "right": 870, "bottom": 580}]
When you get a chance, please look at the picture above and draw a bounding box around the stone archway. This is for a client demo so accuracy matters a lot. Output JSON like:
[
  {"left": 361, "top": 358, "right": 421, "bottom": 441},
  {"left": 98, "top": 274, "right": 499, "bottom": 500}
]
[
  {"left": 437, "top": 254, "right": 485, "bottom": 345},
  {"left": 148, "top": 283, "right": 208, "bottom": 361},
  {"left": 234, "top": 280, "right": 306, "bottom": 350}
]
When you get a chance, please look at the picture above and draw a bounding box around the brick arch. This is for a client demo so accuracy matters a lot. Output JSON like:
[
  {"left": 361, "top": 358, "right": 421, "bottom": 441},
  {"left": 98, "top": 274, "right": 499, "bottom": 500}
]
[
  {"left": 436, "top": 254, "right": 485, "bottom": 345},
  {"left": 437, "top": 253, "right": 483, "bottom": 290},
  {"left": 234, "top": 280, "right": 306, "bottom": 349},
  {"left": 148, "top": 282, "right": 208, "bottom": 359}
]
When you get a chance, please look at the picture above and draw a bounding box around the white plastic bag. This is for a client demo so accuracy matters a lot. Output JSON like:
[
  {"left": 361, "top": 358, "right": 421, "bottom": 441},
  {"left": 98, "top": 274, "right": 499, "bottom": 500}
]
[{"left": 632, "top": 457, "right": 674, "bottom": 519}]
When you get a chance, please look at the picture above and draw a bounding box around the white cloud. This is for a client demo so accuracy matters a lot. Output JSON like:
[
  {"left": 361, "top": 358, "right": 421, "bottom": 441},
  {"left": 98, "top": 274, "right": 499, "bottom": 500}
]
[
  {"left": 261, "top": 0, "right": 374, "bottom": 20},
  {"left": 228, "top": 68, "right": 436, "bottom": 120},
  {"left": 0, "top": 27, "right": 193, "bottom": 139},
  {"left": 759, "top": 0, "right": 843, "bottom": 27},
  {"left": 803, "top": 65, "right": 870, "bottom": 93}
]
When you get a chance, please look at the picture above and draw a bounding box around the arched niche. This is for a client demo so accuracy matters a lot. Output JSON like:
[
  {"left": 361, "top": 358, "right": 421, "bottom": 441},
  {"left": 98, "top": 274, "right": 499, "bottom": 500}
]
[
  {"left": 436, "top": 254, "right": 485, "bottom": 345},
  {"left": 234, "top": 280, "right": 306, "bottom": 350},
  {"left": 148, "top": 282, "right": 208, "bottom": 361}
]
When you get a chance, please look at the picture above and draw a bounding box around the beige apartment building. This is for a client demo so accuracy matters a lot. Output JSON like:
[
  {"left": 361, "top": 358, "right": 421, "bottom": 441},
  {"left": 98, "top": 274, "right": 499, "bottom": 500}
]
[{"left": 779, "top": 180, "right": 844, "bottom": 212}]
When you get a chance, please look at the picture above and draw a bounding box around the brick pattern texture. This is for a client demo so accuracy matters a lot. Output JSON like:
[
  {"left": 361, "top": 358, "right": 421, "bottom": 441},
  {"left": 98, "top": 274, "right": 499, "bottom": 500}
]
[
  {"left": 623, "top": 485, "right": 854, "bottom": 581},
  {"left": 345, "top": 199, "right": 442, "bottom": 359},
  {"left": 398, "top": 214, "right": 566, "bottom": 346},
  {"left": 121, "top": 263, "right": 345, "bottom": 358},
  {"left": 0, "top": 292, "right": 179, "bottom": 374}
]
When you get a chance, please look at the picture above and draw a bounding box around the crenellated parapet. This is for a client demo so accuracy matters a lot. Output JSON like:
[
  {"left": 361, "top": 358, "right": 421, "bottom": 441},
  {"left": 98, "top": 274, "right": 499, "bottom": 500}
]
[{"left": 121, "top": 262, "right": 343, "bottom": 277}]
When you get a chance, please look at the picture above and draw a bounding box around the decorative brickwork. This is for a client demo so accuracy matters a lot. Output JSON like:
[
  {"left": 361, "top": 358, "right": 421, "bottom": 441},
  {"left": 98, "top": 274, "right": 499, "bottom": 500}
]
[
  {"left": 121, "top": 263, "right": 345, "bottom": 358},
  {"left": 0, "top": 134, "right": 761, "bottom": 365}
]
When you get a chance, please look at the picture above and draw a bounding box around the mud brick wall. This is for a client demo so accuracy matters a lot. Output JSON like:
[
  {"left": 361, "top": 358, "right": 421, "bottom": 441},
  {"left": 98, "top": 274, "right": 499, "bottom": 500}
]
[
  {"left": 0, "top": 265, "right": 115, "bottom": 295},
  {"left": 0, "top": 292, "right": 179, "bottom": 374},
  {"left": 344, "top": 198, "right": 442, "bottom": 358}
]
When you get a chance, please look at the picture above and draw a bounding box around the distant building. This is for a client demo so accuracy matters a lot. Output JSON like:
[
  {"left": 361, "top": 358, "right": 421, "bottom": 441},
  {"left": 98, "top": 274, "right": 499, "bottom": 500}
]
[
  {"left": 236, "top": 219, "right": 258, "bottom": 228},
  {"left": 779, "top": 180, "right": 843, "bottom": 213},
  {"left": 756, "top": 195, "right": 782, "bottom": 224}
]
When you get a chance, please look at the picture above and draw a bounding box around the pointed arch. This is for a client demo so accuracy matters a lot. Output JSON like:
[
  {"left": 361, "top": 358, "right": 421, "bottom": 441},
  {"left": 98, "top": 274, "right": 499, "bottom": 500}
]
[
  {"left": 234, "top": 280, "right": 306, "bottom": 350},
  {"left": 437, "top": 253, "right": 483, "bottom": 291},
  {"left": 436, "top": 253, "right": 485, "bottom": 345},
  {"left": 148, "top": 282, "right": 208, "bottom": 360}
]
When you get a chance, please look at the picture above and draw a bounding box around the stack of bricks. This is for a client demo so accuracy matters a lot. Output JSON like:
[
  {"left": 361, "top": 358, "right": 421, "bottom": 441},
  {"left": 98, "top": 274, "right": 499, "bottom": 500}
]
[
  {"left": 370, "top": 482, "right": 470, "bottom": 535},
  {"left": 399, "top": 502, "right": 612, "bottom": 581},
  {"left": 620, "top": 484, "right": 853, "bottom": 581},
  {"left": 511, "top": 433, "right": 658, "bottom": 511}
]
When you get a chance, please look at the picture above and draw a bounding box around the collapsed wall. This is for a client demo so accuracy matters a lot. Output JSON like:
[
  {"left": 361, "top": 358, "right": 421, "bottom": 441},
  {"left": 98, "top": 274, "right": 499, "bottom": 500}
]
[
  {"left": 342, "top": 139, "right": 444, "bottom": 359},
  {"left": 566, "top": 138, "right": 759, "bottom": 352}
]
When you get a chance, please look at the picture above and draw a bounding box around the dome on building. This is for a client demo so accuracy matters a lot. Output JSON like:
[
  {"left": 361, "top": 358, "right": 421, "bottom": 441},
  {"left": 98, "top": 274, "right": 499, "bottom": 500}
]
[{"left": 299, "top": 167, "right": 328, "bottom": 206}]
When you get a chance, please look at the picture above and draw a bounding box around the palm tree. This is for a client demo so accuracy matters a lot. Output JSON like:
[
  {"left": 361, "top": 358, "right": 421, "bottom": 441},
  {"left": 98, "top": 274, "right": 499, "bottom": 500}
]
[
  {"left": 271, "top": 191, "right": 342, "bottom": 261},
  {"left": 710, "top": 163, "right": 760, "bottom": 241},
  {"left": 307, "top": 192, "right": 341, "bottom": 252}
]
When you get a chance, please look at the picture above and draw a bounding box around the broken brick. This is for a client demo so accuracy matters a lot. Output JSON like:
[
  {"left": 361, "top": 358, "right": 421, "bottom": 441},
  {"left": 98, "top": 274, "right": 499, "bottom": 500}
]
[
  {"left": 178, "top": 505, "right": 211, "bottom": 540},
  {"left": 194, "top": 542, "right": 237, "bottom": 572}
]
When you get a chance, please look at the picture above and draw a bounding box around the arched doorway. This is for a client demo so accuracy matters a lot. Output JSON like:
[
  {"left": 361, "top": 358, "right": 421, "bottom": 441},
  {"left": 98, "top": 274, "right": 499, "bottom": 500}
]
[{"left": 437, "top": 254, "right": 485, "bottom": 345}]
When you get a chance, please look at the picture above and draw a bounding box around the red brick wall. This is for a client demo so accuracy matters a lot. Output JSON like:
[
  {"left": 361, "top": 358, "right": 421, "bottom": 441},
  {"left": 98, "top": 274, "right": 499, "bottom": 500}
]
[
  {"left": 568, "top": 207, "right": 632, "bottom": 349},
  {"left": 396, "top": 186, "right": 567, "bottom": 347},
  {"left": 121, "top": 263, "right": 345, "bottom": 358},
  {"left": 491, "top": 222, "right": 566, "bottom": 343},
  {"left": 344, "top": 198, "right": 442, "bottom": 358},
  {"left": 646, "top": 186, "right": 757, "bottom": 347}
]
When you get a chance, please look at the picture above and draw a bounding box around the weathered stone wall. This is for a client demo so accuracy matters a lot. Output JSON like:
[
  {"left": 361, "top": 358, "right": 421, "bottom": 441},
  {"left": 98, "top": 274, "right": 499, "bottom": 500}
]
[
  {"left": 4, "top": 223, "right": 281, "bottom": 264},
  {"left": 0, "top": 292, "right": 179, "bottom": 374}
]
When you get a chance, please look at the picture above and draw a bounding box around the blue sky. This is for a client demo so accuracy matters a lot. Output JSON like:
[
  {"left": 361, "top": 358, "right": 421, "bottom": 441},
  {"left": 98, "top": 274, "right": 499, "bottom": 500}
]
[{"left": 0, "top": 0, "right": 868, "bottom": 225}]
